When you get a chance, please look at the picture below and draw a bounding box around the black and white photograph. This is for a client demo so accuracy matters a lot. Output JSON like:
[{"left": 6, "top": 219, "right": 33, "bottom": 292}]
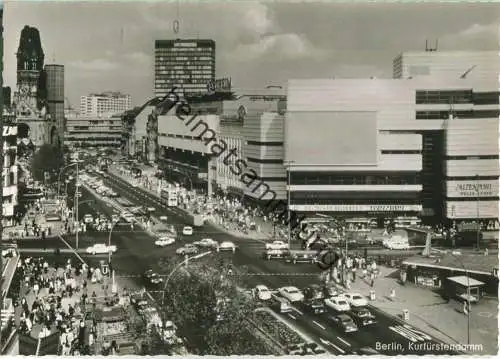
[{"left": 0, "top": 0, "right": 498, "bottom": 356}]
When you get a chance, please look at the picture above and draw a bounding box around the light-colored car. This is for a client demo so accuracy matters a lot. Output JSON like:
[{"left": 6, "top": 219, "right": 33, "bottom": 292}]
[
  {"left": 265, "top": 240, "right": 288, "bottom": 250},
  {"left": 182, "top": 226, "right": 193, "bottom": 236},
  {"left": 278, "top": 286, "right": 304, "bottom": 303},
  {"left": 122, "top": 212, "right": 135, "bottom": 222},
  {"left": 111, "top": 214, "right": 119, "bottom": 223},
  {"left": 86, "top": 243, "right": 117, "bottom": 255},
  {"left": 176, "top": 244, "right": 199, "bottom": 255},
  {"left": 155, "top": 237, "right": 175, "bottom": 247},
  {"left": 83, "top": 214, "right": 93, "bottom": 224},
  {"left": 324, "top": 295, "right": 351, "bottom": 312},
  {"left": 217, "top": 241, "right": 236, "bottom": 253},
  {"left": 254, "top": 285, "right": 272, "bottom": 301},
  {"left": 194, "top": 238, "right": 218, "bottom": 248},
  {"left": 343, "top": 293, "right": 368, "bottom": 307}
]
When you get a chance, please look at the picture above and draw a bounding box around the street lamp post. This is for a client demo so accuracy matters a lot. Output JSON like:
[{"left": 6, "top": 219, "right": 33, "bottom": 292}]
[
  {"left": 475, "top": 174, "right": 480, "bottom": 250},
  {"left": 161, "top": 251, "right": 212, "bottom": 308},
  {"left": 57, "top": 162, "right": 79, "bottom": 198},
  {"left": 450, "top": 253, "right": 471, "bottom": 345},
  {"left": 285, "top": 160, "right": 294, "bottom": 249},
  {"left": 74, "top": 161, "right": 80, "bottom": 248}
]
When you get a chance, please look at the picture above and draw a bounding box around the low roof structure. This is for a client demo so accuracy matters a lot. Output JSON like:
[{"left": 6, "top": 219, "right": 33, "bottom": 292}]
[{"left": 447, "top": 275, "right": 485, "bottom": 287}]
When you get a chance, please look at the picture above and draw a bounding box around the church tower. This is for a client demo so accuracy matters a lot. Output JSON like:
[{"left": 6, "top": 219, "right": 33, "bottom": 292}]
[{"left": 14, "top": 25, "right": 49, "bottom": 148}]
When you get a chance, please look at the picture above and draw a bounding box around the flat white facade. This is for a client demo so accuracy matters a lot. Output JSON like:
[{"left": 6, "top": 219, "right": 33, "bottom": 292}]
[
  {"left": 285, "top": 76, "right": 499, "bottom": 219},
  {"left": 2, "top": 123, "right": 18, "bottom": 227},
  {"left": 80, "top": 92, "right": 131, "bottom": 117},
  {"left": 393, "top": 51, "right": 499, "bottom": 82}
]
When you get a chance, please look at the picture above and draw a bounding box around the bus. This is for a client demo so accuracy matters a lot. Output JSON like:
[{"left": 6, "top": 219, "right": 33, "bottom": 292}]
[{"left": 161, "top": 189, "right": 178, "bottom": 207}]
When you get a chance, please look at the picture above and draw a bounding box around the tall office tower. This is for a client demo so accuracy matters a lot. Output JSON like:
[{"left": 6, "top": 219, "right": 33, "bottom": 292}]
[
  {"left": 14, "top": 25, "right": 50, "bottom": 147},
  {"left": 45, "top": 64, "right": 65, "bottom": 146},
  {"left": 79, "top": 92, "right": 132, "bottom": 117},
  {"left": 154, "top": 39, "right": 216, "bottom": 98}
]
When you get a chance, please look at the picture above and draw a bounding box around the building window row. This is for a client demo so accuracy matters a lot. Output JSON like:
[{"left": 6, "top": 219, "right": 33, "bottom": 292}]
[
  {"left": 246, "top": 141, "right": 283, "bottom": 146},
  {"left": 446, "top": 175, "right": 499, "bottom": 181},
  {"left": 416, "top": 110, "right": 500, "bottom": 120},
  {"left": 473, "top": 92, "right": 500, "bottom": 105},
  {"left": 416, "top": 90, "right": 473, "bottom": 104},
  {"left": 290, "top": 197, "right": 421, "bottom": 206},
  {"left": 290, "top": 191, "right": 420, "bottom": 200},
  {"left": 446, "top": 155, "right": 499, "bottom": 160},
  {"left": 290, "top": 171, "right": 421, "bottom": 185},
  {"left": 446, "top": 196, "right": 499, "bottom": 202},
  {"left": 247, "top": 157, "right": 283, "bottom": 164},
  {"left": 381, "top": 150, "right": 421, "bottom": 155}
]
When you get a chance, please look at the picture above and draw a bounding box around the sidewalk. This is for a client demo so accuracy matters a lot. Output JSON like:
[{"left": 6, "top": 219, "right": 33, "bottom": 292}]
[
  {"left": 2, "top": 211, "right": 67, "bottom": 241},
  {"left": 335, "top": 266, "right": 498, "bottom": 355},
  {"left": 108, "top": 165, "right": 278, "bottom": 242}
]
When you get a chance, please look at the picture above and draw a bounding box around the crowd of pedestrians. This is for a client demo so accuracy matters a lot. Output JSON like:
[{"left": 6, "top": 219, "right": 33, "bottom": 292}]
[{"left": 12, "top": 256, "right": 123, "bottom": 355}]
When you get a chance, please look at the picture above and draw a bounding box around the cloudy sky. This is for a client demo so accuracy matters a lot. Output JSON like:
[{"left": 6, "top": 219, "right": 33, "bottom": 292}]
[{"left": 3, "top": 1, "right": 499, "bottom": 108}]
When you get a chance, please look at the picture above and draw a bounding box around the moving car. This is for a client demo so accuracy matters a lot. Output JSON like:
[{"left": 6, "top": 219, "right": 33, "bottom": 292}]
[
  {"left": 343, "top": 293, "right": 368, "bottom": 307},
  {"left": 144, "top": 270, "right": 163, "bottom": 285},
  {"left": 263, "top": 249, "right": 286, "bottom": 260},
  {"left": 182, "top": 226, "right": 193, "bottom": 236},
  {"left": 278, "top": 286, "right": 304, "bottom": 303},
  {"left": 349, "top": 307, "right": 377, "bottom": 327},
  {"left": 176, "top": 244, "right": 199, "bottom": 255},
  {"left": 83, "top": 214, "right": 93, "bottom": 224},
  {"left": 217, "top": 241, "right": 237, "bottom": 253},
  {"left": 155, "top": 237, "right": 175, "bottom": 247},
  {"left": 270, "top": 296, "right": 292, "bottom": 313},
  {"left": 122, "top": 212, "right": 135, "bottom": 223},
  {"left": 253, "top": 285, "right": 272, "bottom": 301},
  {"left": 193, "top": 238, "right": 219, "bottom": 249},
  {"left": 86, "top": 243, "right": 117, "bottom": 255},
  {"left": 265, "top": 240, "right": 288, "bottom": 250},
  {"left": 324, "top": 295, "right": 351, "bottom": 312},
  {"left": 328, "top": 314, "right": 359, "bottom": 333},
  {"left": 111, "top": 214, "right": 119, "bottom": 223}
]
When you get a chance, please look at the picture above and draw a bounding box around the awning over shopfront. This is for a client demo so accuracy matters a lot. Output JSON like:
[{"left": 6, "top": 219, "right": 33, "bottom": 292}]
[{"left": 447, "top": 275, "right": 485, "bottom": 288}]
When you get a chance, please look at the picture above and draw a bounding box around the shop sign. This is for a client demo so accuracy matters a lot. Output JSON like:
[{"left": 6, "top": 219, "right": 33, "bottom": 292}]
[
  {"left": 448, "top": 181, "right": 498, "bottom": 198},
  {"left": 289, "top": 204, "right": 422, "bottom": 212},
  {"left": 207, "top": 78, "right": 232, "bottom": 94}
]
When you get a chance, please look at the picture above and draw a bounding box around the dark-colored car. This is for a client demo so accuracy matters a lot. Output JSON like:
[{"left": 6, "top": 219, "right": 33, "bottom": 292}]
[
  {"left": 350, "top": 307, "right": 377, "bottom": 326},
  {"left": 176, "top": 244, "right": 199, "bottom": 255},
  {"left": 328, "top": 314, "right": 358, "bottom": 333}
]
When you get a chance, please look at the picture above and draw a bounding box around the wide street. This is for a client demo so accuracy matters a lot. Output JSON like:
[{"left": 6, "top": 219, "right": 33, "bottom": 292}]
[{"left": 17, "top": 169, "right": 460, "bottom": 355}]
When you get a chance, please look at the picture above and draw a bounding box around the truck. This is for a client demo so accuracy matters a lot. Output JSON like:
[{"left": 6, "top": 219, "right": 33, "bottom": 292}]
[{"left": 186, "top": 213, "right": 204, "bottom": 227}]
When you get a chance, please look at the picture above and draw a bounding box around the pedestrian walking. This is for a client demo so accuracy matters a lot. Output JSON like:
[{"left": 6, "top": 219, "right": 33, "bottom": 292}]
[{"left": 370, "top": 272, "right": 375, "bottom": 287}]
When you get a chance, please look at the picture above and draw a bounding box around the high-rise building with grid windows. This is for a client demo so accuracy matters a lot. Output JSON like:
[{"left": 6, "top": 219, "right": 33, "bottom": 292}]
[{"left": 154, "top": 39, "right": 216, "bottom": 99}]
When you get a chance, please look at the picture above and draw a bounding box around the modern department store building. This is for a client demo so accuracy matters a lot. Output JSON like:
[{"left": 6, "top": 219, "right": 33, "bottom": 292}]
[{"left": 146, "top": 51, "right": 498, "bottom": 226}]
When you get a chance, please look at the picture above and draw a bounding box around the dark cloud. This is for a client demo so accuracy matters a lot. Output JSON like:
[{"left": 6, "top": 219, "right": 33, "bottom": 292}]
[{"left": 3, "top": 1, "right": 499, "bottom": 108}]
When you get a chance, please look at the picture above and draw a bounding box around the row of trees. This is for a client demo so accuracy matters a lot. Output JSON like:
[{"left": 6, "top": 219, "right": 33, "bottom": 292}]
[
  {"left": 160, "top": 260, "right": 273, "bottom": 355},
  {"left": 29, "top": 144, "right": 65, "bottom": 183}
]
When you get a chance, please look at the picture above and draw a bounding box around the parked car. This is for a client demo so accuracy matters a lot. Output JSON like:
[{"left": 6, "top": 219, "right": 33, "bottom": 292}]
[
  {"left": 193, "top": 238, "right": 219, "bottom": 249},
  {"left": 176, "top": 244, "right": 199, "bottom": 255},
  {"left": 343, "top": 293, "right": 368, "bottom": 307},
  {"left": 349, "top": 307, "right": 377, "bottom": 327},
  {"left": 265, "top": 240, "right": 288, "bottom": 250},
  {"left": 83, "top": 214, "right": 93, "bottom": 224},
  {"left": 324, "top": 295, "right": 351, "bottom": 312},
  {"left": 45, "top": 211, "right": 61, "bottom": 222},
  {"left": 182, "top": 226, "right": 194, "bottom": 236},
  {"left": 253, "top": 285, "right": 272, "bottom": 301},
  {"left": 217, "top": 241, "right": 236, "bottom": 253},
  {"left": 86, "top": 243, "right": 117, "bottom": 255},
  {"left": 278, "top": 286, "right": 304, "bottom": 303},
  {"left": 144, "top": 270, "right": 163, "bottom": 285},
  {"left": 155, "top": 237, "right": 175, "bottom": 247},
  {"left": 328, "top": 314, "right": 358, "bottom": 333}
]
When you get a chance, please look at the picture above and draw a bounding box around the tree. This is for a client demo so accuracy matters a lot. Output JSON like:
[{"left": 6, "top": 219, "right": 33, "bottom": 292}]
[
  {"left": 30, "top": 144, "right": 65, "bottom": 183},
  {"left": 161, "top": 261, "right": 268, "bottom": 355}
]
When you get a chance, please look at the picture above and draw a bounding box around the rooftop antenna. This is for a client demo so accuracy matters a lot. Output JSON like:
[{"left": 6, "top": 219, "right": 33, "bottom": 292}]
[
  {"left": 435, "top": 39, "right": 439, "bottom": 51},
  {"left": 425, "top": 39, "right": 428, "bottom": 52},
  {"left": 51, "top": 51, "right": 55, "bottom": 63},
  {"left": 173, "top": 0, "right": 180, "bottom": 35}
]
